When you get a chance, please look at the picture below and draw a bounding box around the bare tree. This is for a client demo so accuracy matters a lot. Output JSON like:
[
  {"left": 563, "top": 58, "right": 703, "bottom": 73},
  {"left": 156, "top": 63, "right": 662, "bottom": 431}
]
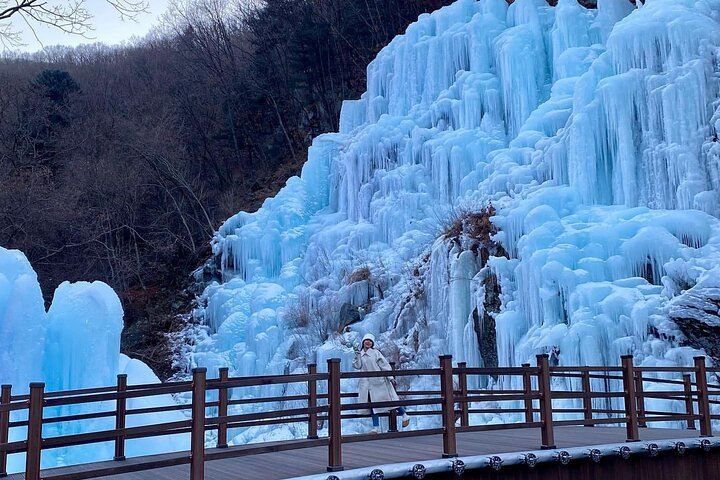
[{"left": 0, "top": 0, "right": 149, "bottom": 48}]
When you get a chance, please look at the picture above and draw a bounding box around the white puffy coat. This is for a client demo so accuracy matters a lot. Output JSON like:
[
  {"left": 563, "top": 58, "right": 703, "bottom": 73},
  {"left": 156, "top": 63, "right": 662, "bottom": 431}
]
[{"left": 352, "top": 348, "right": 399, "bottom": 414}]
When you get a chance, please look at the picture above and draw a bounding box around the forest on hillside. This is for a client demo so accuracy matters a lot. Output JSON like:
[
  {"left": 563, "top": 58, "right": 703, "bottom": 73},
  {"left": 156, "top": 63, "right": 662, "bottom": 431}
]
[{"left": 0, "top": 0, "right": 452, "bottom": 375}]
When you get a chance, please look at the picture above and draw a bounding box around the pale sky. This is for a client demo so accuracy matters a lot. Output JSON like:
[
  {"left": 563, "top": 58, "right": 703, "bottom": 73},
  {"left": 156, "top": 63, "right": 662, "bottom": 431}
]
[{"left": 8, "top": 0, "right": 171, "bottom": 52}]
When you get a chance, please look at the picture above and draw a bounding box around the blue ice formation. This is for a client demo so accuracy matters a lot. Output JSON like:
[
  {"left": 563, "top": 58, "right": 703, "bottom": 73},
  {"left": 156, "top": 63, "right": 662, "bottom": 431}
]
[
  {"left": 0, "top": 247, "right": 188, "bottom": 471},
  {"left": 194, "top": 0, "right": 720, "bottom": 394}
]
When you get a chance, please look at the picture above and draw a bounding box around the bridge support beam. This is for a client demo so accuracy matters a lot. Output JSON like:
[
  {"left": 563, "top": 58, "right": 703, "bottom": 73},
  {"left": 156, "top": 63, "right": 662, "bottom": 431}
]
[
  {"left": 191, "top": 368, "right": 207, "bottom": 480},
  {"left": 440, "top": 355, "right": 457, "bottom": 458},
  {"left": 327, "top": 358, "right": 343, "bottom": 472}
]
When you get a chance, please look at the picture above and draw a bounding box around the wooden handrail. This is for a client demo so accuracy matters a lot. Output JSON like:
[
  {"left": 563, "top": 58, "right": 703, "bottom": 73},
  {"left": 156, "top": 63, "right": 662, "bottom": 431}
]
[{"left": 0, "top": 355, "right": 714, "bottom": 479}]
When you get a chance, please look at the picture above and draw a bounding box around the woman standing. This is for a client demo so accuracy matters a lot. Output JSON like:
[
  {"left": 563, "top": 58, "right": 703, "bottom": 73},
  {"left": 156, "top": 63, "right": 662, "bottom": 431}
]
[{"left": 352, "top": 333, "right": 410, "bottom": 433}]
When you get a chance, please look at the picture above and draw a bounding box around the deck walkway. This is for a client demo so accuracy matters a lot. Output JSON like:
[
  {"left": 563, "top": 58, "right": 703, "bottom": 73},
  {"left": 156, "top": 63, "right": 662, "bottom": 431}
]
[{"left": 6, "top": 426, "right": 700, "bottom": 480}]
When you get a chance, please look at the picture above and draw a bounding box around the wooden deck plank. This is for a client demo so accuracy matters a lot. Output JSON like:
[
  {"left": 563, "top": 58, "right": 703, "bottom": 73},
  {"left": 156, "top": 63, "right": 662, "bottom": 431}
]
[{"left": 5, "top": 426, "right": 700, "bottom": 480}]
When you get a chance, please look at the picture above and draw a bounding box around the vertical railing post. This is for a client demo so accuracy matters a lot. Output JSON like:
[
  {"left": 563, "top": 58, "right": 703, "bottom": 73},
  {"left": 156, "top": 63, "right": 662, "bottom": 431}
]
[
  {"left": 191, "top": 368, "right": 207, "bottom": 480},
  {"left": 440, "top": 355, "right": 457, "bottom": 458},
  {"left": 683, "top": 374, "right": 696, "bottom": 430},
  {"left": 388, "top": 362, "right": 398, "bottom": 433},
  {"left": 581, "top": 369, "right": 593, "bottom": 427},
  {"left": 114, "top": 374, "right": 127, "bottom": 461},
  {"left": 694, "top": 356, "right": 713, "bottom": 437},
  {"left": 457, "top": 362, "right": 469, "bottom": 428},
  {"left": 327, "top": 358, "right": 343, "bottom": 472},
  {"left": 307, "top": 364, "right": 318, "bottom": 439},
  {"left": 25, "top": 383, "right": 44, "bottom": 480},
  {"left": 536, "top": 354, "right": 555, "bottom": 449},
  {"left": 521, "top": 364, "right": 533, "bottom": 424},
  {"left": 217, "top": 367, "right": 229, "bottom": 448},
  {"left": 635, "top": 370, "right": 646, "bottom": 428},
  {"left": 0, "top": 385, "right": 11, "bottom": 477},
  {"left": 621, "top": 355, "right": 640, "bottom": 442}
]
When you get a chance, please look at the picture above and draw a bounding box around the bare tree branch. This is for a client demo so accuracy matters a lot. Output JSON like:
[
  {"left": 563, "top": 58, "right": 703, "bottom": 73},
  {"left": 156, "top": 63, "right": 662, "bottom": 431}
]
[{"left": 0, "top": 0, "right": 149, "bottom": 47}]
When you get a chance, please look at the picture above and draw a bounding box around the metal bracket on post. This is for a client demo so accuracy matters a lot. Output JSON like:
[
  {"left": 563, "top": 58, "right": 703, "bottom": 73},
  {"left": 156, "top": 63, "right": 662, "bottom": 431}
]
[{"left": 440, "top": 355, "right": 457, "bottom": 458}]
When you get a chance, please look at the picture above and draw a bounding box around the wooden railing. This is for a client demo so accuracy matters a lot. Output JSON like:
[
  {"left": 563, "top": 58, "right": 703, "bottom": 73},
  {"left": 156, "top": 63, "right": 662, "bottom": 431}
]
[{"left": 0, "top": 354, "right": 718, "bottom": 479}]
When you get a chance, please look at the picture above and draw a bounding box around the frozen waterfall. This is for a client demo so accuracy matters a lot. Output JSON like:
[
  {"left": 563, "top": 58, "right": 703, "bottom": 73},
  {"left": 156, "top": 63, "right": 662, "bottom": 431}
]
[{"left": 189, "top": 0, "right": 720, "bottom": 441}]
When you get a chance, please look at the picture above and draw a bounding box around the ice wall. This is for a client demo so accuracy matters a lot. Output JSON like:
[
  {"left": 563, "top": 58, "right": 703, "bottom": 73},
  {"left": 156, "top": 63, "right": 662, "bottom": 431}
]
[
  {"left": 0, "top": 248, "right": 188, "bottom": 472},
  {"left": 0, "top": 248, "right": 46, "bottom": 394},
  {"left": 44, "top": 281, "right": 123, "bottom": 392},
  {"left": 194, "top": 0, "right": 720, "bottom": 439}
]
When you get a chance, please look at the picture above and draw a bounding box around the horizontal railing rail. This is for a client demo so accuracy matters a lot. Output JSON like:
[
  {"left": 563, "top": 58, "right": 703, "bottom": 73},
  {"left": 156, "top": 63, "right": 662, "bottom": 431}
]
[{"left": 0, "top": 354, "right": 716, "bottom": 479}]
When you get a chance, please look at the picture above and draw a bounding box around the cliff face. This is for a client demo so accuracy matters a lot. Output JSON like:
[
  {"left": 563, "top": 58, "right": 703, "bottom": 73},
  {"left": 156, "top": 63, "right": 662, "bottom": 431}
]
[{"left": 669, "top": 271, "right": 720, "bottom": 362}]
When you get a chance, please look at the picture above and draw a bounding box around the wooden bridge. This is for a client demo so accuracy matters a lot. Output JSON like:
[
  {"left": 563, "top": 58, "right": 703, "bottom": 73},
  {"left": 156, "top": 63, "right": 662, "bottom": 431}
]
[{"left": 1, "top": 354, "right": 719, "bottom": 480}]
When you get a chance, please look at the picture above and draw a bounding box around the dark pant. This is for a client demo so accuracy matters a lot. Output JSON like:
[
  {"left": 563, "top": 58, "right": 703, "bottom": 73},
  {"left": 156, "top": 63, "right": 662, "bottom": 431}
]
[{"left": 371, "top": 406, "right": 406, "bottom": 427}]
